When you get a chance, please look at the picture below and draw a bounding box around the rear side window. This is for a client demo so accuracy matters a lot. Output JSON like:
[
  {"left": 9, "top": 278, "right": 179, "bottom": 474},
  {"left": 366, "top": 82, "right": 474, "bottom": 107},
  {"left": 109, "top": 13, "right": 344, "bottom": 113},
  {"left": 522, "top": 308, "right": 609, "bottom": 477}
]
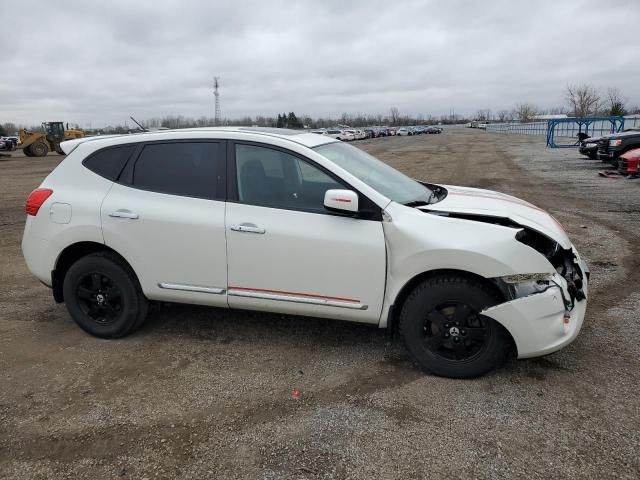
[
  {"left": 83, "top": 145, "right": 136, "bottom": 181},
  {"left": 132, "top": 142, "right": 224, "bottom": 200}
]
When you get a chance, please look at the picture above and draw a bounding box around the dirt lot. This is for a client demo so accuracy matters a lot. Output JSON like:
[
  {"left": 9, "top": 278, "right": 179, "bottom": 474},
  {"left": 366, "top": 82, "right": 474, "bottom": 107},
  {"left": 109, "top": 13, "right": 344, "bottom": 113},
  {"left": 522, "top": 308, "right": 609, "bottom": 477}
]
[{"left": 1, "top": 130, "right": 639, "bottom": 479}]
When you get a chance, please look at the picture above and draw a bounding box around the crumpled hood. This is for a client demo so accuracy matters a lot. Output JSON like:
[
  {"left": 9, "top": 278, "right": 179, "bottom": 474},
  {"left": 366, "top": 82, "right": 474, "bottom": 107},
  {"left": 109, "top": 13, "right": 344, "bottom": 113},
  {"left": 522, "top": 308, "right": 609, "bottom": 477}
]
[{"left": 420, "top": 185, "right": 572, "bottom": 249}]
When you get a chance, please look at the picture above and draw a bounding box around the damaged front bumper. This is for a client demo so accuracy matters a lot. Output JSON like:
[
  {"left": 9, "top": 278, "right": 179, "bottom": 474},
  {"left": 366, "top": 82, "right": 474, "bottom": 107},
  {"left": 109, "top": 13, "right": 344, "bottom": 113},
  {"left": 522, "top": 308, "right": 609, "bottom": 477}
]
[{"left": 484, "top": 254, "right": 589, "bottom": 359}]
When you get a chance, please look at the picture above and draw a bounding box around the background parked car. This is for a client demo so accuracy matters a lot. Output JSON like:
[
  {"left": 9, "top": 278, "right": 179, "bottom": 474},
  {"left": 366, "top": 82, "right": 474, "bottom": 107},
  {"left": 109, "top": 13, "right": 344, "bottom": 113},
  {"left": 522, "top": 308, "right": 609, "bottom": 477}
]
[
  {"left": 346, "top": 129, "right": 366, "bottom": 140},
  {"left": 618, "top": 148, "right": 640, "bottom": 177},
  {"left": 326, "top": 129, "right": 354, "bottom": 141},
  {"left": 425, "top": 126, "right": 442, "bottom": 134},
  {"left": 598, "top": 130, "right": 640, "bottom": 168},
  {"left": 0, "top": 137, "right": 17, "bottom": 151},
  {"left": 578, "top": 135, "right": 605, "bottom": 160}
]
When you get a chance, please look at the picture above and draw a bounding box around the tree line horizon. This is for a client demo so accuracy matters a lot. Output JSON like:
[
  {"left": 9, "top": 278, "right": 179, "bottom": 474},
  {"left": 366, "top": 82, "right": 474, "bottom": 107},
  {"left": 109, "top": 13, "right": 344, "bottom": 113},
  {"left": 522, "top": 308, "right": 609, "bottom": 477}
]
[{"left": 2, "top": 84, "right": 637, "bottom": 136}]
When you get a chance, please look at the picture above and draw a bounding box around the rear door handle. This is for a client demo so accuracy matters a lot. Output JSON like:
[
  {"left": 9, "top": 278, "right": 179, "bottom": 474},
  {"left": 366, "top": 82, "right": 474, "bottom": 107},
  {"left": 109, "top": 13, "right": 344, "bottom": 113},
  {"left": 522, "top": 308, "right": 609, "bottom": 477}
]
[
  {"left": 109, "top": 209, "right": 139, "bottom": 220},
  {"left": 230, "top": 223, "right": 265, "bottom": 234}
]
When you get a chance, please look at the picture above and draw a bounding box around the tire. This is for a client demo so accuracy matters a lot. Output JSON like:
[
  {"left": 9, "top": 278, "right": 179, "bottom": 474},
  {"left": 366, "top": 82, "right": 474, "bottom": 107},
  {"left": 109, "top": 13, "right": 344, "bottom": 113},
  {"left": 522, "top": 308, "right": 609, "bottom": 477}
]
[
  {"left": 399, "top": 274, "right": 509, "bottom": 378},
  {"left": 63, "top": 252, "right": 148, "bottom": 338},
  {"left": 54, "top": 143, "right": 65, "bottom": 155},
  {"left": 23, "top": 146, "right": 33, "bottom": 157},
  {"left": 588, "top": 151, "right": 598, "bottom": 160},
  {"left": 30, "top": 141, "right": 49, "bottom": 157}
]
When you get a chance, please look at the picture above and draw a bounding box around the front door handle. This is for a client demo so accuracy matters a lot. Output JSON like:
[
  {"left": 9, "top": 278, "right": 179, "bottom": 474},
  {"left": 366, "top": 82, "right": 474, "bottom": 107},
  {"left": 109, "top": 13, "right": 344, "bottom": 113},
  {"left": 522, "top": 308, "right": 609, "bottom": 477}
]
[
  {"left": 230, "top": 223, "right": 265, "bottom": 234},
  {"left": 109, "top": 209, "right": 139, "bottom": 220}
]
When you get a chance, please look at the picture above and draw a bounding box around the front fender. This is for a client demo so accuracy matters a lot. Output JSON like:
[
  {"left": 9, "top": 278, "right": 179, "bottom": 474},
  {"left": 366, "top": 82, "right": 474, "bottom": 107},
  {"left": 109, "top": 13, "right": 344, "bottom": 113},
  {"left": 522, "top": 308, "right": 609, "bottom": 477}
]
[{"left": 380, "top": 203, "right": 554, "bottom": 326}]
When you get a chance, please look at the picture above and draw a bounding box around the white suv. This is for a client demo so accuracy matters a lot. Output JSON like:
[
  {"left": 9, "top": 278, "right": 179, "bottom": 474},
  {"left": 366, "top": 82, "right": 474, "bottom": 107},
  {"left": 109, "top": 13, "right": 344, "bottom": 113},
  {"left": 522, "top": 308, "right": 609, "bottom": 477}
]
[{"left": 22, "top": 127, "right": 589, "bottom": 378}]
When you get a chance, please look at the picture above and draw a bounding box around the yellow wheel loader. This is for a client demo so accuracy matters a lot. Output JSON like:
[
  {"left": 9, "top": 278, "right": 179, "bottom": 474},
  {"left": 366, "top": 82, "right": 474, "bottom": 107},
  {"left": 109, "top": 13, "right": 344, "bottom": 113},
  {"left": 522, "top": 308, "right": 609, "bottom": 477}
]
[{"left": 19, "top": 122, "right": 84, "bottom": 157}]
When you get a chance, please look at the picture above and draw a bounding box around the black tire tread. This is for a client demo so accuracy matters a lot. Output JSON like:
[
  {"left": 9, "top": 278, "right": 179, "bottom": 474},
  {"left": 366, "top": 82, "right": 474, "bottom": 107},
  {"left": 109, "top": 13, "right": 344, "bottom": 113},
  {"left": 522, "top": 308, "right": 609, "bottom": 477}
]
[
  {"left": 64, "top": 251, "right": 148, "bottom": 338},
  {"left": 31, "top": 141, "right": 49, "bottom": 157},
  {"left": 398, "top": 273, "right": 508, "bottom": 378},
  {"left": 91, "top": 251, "right": 148, "bottom": 333}
]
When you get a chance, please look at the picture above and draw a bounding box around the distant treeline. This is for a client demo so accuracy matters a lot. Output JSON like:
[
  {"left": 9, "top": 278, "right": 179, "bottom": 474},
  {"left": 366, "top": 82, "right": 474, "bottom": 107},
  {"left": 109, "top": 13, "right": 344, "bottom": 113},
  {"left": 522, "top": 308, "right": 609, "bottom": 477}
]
[
  {"left": 1, "top": 109, "right": 471, "bottom": 136},
  {"left": 3, "top": 84, "right": 638, "bottom": 135}
]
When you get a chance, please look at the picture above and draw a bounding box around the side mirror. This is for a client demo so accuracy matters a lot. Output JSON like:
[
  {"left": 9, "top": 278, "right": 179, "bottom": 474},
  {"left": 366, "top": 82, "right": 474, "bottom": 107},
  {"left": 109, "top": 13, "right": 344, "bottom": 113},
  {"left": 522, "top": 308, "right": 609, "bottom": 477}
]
[{"left": 324, "top": 189, "right": 359, "bottom": 214}]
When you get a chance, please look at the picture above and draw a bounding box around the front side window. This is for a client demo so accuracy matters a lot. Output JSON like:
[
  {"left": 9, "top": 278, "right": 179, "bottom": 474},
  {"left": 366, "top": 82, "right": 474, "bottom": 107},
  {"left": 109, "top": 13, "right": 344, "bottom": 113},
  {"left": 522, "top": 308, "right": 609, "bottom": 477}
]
[
  {"left": 235, "top": 144, "right": 343, "bottom": 213},
  {"left": 132, "top": 142, "right": 224, "bottom": 199}
]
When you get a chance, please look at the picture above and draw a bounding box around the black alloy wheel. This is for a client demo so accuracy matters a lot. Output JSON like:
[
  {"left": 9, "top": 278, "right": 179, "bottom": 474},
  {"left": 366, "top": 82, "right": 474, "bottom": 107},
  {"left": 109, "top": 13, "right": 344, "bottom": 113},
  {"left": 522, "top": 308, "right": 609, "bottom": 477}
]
[
  {"left": 423, "top": 302, "right": 488, "bottom": 362},
  {"left": 76, "top": 272, "right": 123, "bottom": 325},
  {"left": 399, "top": 275, "right": 509, "bottom": 378},
  {"left": 63, "top": 252, "right": 148, "bottom": 338}
]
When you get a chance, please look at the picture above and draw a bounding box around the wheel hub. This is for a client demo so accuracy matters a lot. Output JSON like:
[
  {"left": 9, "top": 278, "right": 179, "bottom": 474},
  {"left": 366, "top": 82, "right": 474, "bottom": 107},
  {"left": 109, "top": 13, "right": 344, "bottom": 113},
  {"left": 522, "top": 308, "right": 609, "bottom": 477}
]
[
  {"left": 76, "top": 272, "right": 122, "bottom": 325},
  {"left": 423, "top": 303, "right": 488, "bottom": 361}
]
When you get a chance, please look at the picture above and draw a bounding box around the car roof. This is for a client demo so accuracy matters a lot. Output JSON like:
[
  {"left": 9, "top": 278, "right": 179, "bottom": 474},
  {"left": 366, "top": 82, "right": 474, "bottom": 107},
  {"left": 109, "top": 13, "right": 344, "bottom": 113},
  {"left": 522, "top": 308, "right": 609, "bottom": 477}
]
[{"left": 60, "top": 127, "right": 338, "bottom": 154}]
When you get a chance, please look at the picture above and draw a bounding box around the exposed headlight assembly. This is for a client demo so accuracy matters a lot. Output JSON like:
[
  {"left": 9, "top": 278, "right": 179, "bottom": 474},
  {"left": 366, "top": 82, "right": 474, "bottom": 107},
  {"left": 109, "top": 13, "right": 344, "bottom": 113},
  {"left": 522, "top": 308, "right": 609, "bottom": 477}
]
[{"left": 501, "top": 273, "right": 554, "bottom": 284}]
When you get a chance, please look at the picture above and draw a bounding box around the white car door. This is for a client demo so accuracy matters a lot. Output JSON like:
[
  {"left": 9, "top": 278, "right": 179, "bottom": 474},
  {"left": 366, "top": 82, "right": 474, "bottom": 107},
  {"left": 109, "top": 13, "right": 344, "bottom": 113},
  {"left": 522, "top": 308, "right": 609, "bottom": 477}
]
[
  {"left": 101, "top": 140, "right": 228, "bottom": 307},
  {"left": 225, "top": 142, "right": 386, "bottom": 324}
]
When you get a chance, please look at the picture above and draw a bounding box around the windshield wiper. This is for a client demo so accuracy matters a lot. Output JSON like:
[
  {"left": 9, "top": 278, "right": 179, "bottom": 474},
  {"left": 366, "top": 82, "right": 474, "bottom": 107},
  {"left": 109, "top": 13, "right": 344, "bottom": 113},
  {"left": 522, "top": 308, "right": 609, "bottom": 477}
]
[
  {"left": 403, "top": 200, "right": 431, "bottom": 207},
  {"left": 404, "top": 190, "right": 436, "bottom": 207}
]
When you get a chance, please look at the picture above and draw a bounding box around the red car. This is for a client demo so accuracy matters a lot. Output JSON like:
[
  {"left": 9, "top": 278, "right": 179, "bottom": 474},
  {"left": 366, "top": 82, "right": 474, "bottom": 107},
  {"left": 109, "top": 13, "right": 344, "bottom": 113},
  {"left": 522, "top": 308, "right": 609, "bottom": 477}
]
[{"left": 619, "top": 148, "right": 640, "bottom": 178}]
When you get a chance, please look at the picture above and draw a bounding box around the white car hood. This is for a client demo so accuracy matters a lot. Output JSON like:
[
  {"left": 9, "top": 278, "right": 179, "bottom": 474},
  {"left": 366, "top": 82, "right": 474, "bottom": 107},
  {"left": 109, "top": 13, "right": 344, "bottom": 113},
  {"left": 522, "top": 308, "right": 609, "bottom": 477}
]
[{"left": 420, "top": 185, "right": 572, "bottom": 249}]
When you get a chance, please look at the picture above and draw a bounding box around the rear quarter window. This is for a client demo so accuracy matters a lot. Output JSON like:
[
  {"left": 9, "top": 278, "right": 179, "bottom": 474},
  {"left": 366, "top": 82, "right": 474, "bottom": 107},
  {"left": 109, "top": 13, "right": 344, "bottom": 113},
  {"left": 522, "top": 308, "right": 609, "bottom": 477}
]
[{"left": 82, "top": 145, "right": 137, "bottom": 181}]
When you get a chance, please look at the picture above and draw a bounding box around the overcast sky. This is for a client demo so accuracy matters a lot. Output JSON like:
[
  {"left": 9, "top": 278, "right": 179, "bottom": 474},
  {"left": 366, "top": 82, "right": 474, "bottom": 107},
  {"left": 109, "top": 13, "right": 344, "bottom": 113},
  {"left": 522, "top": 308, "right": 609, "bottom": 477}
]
[{"left": 2, "top": 0, "right": 639, "bottom": 126}]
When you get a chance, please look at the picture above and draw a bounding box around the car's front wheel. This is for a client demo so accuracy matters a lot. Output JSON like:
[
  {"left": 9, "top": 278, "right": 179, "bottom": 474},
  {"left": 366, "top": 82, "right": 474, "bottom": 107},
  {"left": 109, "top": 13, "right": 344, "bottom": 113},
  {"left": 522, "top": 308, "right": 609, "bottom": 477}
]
[
  {"left": 399, "top": 274, "right": 509, "bottom": 378},
  {"left": 63, "top": 252, "right": 148, "bottom": 338}
]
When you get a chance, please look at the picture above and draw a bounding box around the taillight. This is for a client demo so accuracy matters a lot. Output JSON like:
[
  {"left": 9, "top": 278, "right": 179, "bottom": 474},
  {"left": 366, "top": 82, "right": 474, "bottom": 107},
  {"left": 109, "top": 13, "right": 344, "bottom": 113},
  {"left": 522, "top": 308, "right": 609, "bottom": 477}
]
[{"left": 25, "top": 188, "right": 53, "bottom": 216}]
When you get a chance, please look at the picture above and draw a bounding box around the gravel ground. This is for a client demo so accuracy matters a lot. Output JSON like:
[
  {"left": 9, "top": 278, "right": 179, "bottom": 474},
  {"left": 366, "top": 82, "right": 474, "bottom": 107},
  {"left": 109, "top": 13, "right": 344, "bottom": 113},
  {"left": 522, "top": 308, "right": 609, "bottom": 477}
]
[{"left": 1, "top": 130, "right": 638, "bottom": 479}]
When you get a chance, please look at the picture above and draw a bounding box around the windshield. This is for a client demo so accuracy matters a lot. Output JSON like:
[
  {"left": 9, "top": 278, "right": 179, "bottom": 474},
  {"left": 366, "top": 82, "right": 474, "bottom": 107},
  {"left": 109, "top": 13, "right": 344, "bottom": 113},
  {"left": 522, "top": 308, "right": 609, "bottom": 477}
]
[{"left": 314, "top": 141, "right": 434, "bottom": 204}]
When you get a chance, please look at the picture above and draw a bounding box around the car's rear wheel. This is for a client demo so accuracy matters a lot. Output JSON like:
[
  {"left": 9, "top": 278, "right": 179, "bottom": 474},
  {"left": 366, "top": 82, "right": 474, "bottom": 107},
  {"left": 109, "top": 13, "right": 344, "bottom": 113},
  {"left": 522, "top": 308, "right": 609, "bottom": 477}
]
[
  {"left": 63, "top": 252, "right": 148, "bottom": 338},
  {"left": 399, "top": 274, "right": 509, "bottom": 378}
]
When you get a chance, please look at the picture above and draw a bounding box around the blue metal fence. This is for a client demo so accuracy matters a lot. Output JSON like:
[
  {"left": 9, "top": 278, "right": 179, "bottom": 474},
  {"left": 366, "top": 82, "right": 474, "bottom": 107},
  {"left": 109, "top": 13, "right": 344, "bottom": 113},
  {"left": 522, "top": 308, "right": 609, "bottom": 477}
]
[
  {"left": 546, "top": 116, "right": 625, "bottom": 147},
  {"left": 487, "top": 122, "right": 547, "bottom": 135},
  {"left": 486, "top": 115, "right": 640, "bottom": 147}
]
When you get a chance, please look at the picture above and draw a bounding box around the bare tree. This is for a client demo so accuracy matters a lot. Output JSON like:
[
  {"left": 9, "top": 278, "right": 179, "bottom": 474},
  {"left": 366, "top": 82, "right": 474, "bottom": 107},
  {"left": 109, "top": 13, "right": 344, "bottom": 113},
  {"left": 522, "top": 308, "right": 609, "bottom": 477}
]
[
  {"left": 496, "top": 110, "right": 511, "bottom": 122},
  {"left": 339, "top": 112, "right": 353, "bottom": 126},
  {"left": 513, "top": 103, "right": 538, "bottom": 122},
  {"left": 548, "top": 106, "right": 568, "bottom": 115},
  {"left": 389, "top": 107, "right": 400, "bottom": 126},
  {"left": 606, "top": 87, "right": 627, "bottom": 116},
  {"left": 565, "top": 84, "right": 601, "bottom": 117}
]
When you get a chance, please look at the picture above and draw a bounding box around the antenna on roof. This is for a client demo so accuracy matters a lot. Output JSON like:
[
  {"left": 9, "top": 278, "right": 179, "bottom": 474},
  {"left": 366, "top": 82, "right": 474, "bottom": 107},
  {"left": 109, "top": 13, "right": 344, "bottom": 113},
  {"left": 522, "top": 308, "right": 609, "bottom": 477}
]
[
  {"left": 213, "top": 77, "right": 221, "bottom": 126},
  {"left": 129, "top": 116, "right": 147, "bottom": 132}
]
